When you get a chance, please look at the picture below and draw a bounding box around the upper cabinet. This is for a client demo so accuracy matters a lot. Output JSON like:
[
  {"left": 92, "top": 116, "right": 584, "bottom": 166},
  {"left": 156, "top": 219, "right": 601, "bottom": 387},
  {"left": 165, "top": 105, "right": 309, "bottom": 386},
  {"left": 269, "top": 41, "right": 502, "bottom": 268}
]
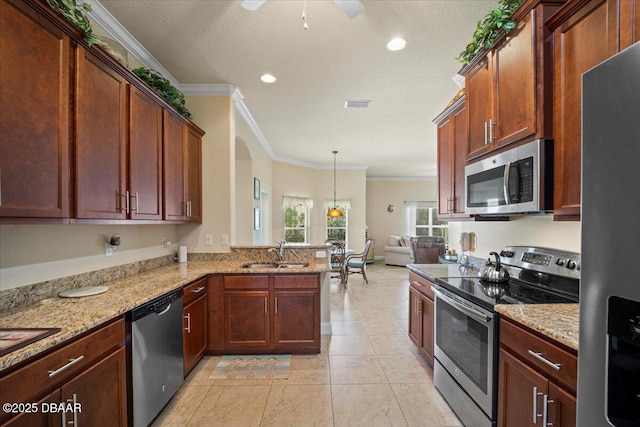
[
  {"left": 1, "top": 0, "right": 204, "bottom": 224},
  {"left": 547, "top": 0, "right": 632, "bottom": 220},
  {"left": 462, "top": 0, "right": 562, "bottom": 161},
  {"left": 0, "top": 0, "right": 70, "bottom": 220}
]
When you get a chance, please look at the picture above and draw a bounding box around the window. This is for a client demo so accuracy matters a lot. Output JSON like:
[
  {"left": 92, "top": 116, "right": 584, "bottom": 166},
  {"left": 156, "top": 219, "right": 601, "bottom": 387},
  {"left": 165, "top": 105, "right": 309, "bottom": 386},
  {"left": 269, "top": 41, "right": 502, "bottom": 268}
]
[
  {"left": 404, "top": 201, "right": 449, "bottom": 243},
  {"left": 282, "top": 196, "right": 313, "bottom": 244},
  {"left": 324, "top": 200, "right": 351, "bottom": 247}
]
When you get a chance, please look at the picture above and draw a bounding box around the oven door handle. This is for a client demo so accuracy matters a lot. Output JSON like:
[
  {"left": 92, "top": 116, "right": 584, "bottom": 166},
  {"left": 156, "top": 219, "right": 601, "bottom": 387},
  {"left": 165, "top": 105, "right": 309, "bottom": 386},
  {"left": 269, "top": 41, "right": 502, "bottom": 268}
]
[{"left": 432, "top": 286, "right": 492, "bottom": 323}]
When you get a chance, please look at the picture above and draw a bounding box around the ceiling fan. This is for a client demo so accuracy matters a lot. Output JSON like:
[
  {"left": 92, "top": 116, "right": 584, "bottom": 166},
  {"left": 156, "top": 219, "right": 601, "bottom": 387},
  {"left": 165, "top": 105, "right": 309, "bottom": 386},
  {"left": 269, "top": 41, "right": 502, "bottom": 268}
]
[{"left": 241, "top": 0, "right": 364, "bottom": 19}]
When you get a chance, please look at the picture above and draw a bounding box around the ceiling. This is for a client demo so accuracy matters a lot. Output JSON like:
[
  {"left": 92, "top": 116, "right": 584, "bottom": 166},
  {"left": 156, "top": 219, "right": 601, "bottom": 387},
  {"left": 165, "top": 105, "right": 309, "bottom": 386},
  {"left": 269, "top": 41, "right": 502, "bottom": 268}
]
[{"left": 97, "top": 0, "right": 497, "bottom": 178}]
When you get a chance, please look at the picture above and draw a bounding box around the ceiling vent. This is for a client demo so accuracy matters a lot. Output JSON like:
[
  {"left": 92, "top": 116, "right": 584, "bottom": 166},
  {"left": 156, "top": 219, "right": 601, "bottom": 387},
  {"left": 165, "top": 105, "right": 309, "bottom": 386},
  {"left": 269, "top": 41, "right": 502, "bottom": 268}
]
[{"left": 344, "top": 100, "right": 371, "bottom": 109}]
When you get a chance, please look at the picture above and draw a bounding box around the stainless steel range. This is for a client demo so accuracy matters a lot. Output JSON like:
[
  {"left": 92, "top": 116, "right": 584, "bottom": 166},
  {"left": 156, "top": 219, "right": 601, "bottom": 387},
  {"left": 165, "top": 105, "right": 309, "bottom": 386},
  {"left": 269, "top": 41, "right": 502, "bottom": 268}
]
[{"left": 432, "top": 246, "right": 580, "bottom": 427}]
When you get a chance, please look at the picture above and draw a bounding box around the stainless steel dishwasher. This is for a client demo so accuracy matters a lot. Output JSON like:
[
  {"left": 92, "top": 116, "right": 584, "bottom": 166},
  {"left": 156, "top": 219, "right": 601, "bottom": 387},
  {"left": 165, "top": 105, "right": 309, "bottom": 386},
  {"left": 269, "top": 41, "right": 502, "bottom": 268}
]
[{"left": 126, "top": 288, "right": 184, "bottom": 427}]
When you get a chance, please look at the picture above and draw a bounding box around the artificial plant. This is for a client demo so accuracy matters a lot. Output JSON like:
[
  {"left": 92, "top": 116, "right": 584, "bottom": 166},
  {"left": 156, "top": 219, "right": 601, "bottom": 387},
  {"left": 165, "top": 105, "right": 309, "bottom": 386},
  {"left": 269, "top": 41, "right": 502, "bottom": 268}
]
[
  {"left": 46, "top": 0, "right": 102, "bottom": 47},
  {"left": 456, "top": 0, "right": 524, "bottom": 65},
  {"left": 132, "top": 68, "right": 192, "bottom": 119}
]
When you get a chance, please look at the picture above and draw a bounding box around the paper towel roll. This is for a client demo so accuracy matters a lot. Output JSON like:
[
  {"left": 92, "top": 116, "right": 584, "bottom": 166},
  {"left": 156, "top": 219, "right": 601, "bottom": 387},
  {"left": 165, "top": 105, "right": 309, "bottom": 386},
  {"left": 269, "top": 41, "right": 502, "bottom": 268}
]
[{"left": 178, "top": 246, "right": 187, "bottom": 263}]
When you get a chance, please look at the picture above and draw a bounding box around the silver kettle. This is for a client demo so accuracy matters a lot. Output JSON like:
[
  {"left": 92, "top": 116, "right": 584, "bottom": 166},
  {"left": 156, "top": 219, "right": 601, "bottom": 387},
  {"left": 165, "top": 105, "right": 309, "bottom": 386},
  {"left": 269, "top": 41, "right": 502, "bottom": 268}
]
[{"left": 479, "top": 251, "right": 510, "bottom": 283}]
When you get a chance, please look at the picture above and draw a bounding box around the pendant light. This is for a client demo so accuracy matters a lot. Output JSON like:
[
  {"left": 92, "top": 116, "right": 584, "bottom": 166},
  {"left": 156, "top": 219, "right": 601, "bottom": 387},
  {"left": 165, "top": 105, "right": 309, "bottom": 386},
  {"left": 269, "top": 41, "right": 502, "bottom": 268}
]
[{"left": 327, "top": 150, "right": 343, "bottom": 217}]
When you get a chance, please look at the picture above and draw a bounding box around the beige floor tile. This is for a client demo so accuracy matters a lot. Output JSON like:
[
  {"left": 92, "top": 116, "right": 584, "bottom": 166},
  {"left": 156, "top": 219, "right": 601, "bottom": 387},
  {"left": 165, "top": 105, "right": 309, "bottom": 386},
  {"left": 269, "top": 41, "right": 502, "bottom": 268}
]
[
  {"left": 378, "top": 355, "right": 432, "bottom": 383},
  {"left": 329, "top": 355, "right": 388, "bottom": 384},
  {"left": 331, "top": 308, "right": 361, "bottom": 321},
  {"left": 328, "top": 335, "right": 376, "bottom": 355},
  {"left": 183, "top": 356, "right": 222, "bottom": 386},
  {"left": 152, "top": 385, "right": 210, "bottom": 427},
  {"left": 369, "top": 334, "right": 420, "bottom": 356},
  {"left": 187, "top": 385, "right": 270, "bottom": 427},
  {"left": 332, "top": 384, "right": 408, "bottom": 427},
  {"left": 260, "top": 384, "right": 334, "bottom": 426},
  {"left": 331, "top": 320, "right": 368, "bottom": 335},
  {"left": 362, "top": 318, "right": 407, "bottom": 335},
  {"left": 391, "top": 383, "right": 463, "bottom": 427}
]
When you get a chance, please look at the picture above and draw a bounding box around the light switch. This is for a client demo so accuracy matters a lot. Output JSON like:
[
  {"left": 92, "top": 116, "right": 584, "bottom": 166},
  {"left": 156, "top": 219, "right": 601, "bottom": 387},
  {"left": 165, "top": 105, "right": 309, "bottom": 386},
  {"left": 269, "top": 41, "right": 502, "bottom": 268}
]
[
  {"left": 221, "top": 234, "right": 229, "bottom": 245},
  {"left": 205, "top": 234, "right": 213, "bottom": 246}
]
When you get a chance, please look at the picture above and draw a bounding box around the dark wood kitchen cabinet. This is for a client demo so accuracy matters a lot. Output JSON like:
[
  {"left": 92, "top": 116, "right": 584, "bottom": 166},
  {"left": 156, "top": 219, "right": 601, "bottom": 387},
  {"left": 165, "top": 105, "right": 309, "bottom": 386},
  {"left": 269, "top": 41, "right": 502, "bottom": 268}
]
[
  {"left": 408, "top": 271, "right": 435, "bottom": 366},
  {"left": 0, "top": 318, "right": 127, "bottom": 426},
  {"left": 185, "top": 125, "right": 203, "bottom": 223},
  {"left": 74, "top": 47, "right": 128, "bottom": 220},
  {"left": 183, "top": 278, "right": 208, "bottom": 376},
  {"left": 0, "top": 0, "right": 70, "bottom": 220},
  {"left": 462, "top": 0, "right": 560, "bottom": 161},
  {"left": 435, "top": 96, "right": 469, "bottom": 219},
  {"left": 218, "top": 273, "right": 320, "bottom": 354},
  {"left": 498, "top": 318, "right": 577, "bottom": 427},
  {"left": 547, "top": 0, "right": 621, "bottom": 220}
]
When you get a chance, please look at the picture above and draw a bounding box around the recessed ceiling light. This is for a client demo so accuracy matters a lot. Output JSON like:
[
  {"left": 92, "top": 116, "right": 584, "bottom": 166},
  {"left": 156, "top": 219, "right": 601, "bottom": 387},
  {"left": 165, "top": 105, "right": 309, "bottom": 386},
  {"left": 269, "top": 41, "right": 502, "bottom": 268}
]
[
  {"left": 344, "top": 100, "right": 371, "bottom": 109},
  {"left": 387, "top": 37, "right": 406, "bottom": 51},
  {"left": 260, "top": 73, "right": 277, "bottom": 83}
]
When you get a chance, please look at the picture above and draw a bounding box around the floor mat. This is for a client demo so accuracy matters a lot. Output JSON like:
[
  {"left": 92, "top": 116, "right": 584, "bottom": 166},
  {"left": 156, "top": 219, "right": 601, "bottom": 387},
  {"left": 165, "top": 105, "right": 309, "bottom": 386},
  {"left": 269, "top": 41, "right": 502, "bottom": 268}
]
[{"left": 209, "top": 354, "right": 291, "bottom": 380}]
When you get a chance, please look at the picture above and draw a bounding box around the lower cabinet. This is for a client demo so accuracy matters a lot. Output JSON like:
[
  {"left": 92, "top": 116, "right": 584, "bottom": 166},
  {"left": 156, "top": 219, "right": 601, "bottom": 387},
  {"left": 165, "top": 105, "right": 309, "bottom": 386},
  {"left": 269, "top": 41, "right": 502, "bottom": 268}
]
[
  {"left": 408, "top": 271, "right": 435, "bottom": 366},
  {"left": 498, "top": 318, "right": 577, "bottom": 427},
  {"left": 0, "top": 319, "right": 127, "bottom": 426},
  {"left": 219, "top": 274, "right": 321, "bottom": 354},
  {"left": 183, "top": 278, "right": 208, "bottom": 376}
]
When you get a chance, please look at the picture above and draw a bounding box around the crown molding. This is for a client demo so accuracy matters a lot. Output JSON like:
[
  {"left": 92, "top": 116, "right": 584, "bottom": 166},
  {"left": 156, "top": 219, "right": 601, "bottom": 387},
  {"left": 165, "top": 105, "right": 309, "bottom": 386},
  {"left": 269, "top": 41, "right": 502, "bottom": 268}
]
[
  {"left": 181, "top": 84, "right": 238, "bottom": 96},
  {"left": 87, "top": 1, "right": 180, "bottom": 88}
]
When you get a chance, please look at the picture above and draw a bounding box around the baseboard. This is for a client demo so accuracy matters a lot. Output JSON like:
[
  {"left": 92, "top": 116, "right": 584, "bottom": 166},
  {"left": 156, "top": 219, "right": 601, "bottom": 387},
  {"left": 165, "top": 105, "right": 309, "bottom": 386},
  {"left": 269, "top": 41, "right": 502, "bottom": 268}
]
[{"left": 321, "top": 322, "right": 332, "bottom": 335}]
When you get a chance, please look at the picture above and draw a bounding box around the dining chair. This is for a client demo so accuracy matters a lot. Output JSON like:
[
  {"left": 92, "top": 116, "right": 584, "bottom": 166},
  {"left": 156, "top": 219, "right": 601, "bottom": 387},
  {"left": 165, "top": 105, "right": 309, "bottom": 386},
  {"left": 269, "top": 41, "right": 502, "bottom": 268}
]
[
  {"left": 410, "top": 236, "right": 446, "bottom": 264},
  {"left": 341, "top": 239, "right": 373, "bottom": 286},
  {"left": 325, "top": 239, "right": 346, "bottom": 282}
]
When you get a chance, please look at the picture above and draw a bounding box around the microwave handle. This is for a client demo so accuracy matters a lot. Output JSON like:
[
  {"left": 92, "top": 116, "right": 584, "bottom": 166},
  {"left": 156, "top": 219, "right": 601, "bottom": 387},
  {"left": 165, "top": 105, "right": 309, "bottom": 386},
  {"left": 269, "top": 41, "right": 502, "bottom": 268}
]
[
  {"left": 503, "top": 161, "right": 511, "bottom": 204},
  {"left": 508, "top": 163, "right": 520, "bottom": 203}
]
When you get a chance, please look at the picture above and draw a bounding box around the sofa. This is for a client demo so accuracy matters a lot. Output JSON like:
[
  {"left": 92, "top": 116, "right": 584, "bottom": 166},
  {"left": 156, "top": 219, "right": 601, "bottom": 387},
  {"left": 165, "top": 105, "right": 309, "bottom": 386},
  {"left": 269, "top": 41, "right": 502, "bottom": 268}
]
[{"left": 384, "top": 235, "right": 414, "bottom": 266}]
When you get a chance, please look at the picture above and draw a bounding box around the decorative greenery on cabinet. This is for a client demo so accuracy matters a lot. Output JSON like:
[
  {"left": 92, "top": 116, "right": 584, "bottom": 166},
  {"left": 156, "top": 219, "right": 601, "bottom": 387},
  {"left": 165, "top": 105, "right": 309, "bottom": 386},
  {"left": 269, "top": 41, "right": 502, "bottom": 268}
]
[
  {"left": 45, "top": 0, "right": 102, "bottom": 46},
  {"left": 456, "top": 0, "right": 524, "bottom": 65},
  {"left": 132, "top": 67, "right": 192, "bottom": 118}
]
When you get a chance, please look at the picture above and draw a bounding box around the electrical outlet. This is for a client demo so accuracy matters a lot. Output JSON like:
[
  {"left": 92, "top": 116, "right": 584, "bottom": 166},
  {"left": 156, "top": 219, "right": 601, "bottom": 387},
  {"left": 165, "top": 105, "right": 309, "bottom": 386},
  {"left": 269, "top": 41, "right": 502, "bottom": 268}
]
[
  {"left": 221, "top": 234, "right": 229, "bottom": 245},
  {"left": 161, "top": 236, "right": 167, "bottom": 247},
  {"left": 205, "top": 234, "right": 213, "bottom": 246}
]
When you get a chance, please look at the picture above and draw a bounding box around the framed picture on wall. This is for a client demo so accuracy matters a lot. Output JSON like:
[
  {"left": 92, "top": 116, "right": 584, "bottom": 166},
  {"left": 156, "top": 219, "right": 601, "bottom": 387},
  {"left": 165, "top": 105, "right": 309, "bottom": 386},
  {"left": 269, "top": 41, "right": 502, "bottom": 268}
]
[
  {"left": 254, "top": 178, "right": 260, "bottom": 199},
  {"left": 254, "top": 208, "right": 261, "bottom": 230}
]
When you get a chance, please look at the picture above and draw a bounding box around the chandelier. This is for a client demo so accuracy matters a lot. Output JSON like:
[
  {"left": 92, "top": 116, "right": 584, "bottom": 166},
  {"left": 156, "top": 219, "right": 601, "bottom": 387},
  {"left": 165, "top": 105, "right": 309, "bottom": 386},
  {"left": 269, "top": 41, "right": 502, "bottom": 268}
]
[{"left": 327, "top": 150, "right": 343, "bottom": 217}]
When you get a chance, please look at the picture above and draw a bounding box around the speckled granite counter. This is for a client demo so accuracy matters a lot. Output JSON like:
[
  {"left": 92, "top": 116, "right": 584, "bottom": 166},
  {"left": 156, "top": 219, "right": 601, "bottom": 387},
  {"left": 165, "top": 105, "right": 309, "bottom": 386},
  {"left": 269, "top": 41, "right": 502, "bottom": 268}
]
[
  {"left": 495, "top": 304, "right": 579, "bottom": 351},
  {"left": 0, "top": 259, "right": 329, "bottom": 372},
  {"left": 407, "top": 263, "right": 481, "bottom": 281}
]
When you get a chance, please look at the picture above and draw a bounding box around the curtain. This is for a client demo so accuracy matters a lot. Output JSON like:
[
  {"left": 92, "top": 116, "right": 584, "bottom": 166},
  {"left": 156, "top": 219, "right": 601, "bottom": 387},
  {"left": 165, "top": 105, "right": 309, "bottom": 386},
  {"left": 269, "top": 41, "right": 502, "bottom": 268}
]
[
  {"left": 282, "top": 196, "right": 314, "bottom": 209},
  {"left": 323, "top": 199, "right": 351, "bottom": 211},
  {"left": 403, "top": 200, "right": 436, "bottom": 236}
]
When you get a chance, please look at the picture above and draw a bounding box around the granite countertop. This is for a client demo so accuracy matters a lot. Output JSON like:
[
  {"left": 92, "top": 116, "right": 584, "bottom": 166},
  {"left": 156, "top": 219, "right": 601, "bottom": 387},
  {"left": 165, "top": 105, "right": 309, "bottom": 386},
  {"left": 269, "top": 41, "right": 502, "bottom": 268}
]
[
  {"left": 494, "top": 304, "right": 579, "bottom": 351},
  {"left": 407, "top": 263, "right": 481, "bottom": 282},
  {"left": 0, "top": 259, "right": 329, "bottom": 372}
]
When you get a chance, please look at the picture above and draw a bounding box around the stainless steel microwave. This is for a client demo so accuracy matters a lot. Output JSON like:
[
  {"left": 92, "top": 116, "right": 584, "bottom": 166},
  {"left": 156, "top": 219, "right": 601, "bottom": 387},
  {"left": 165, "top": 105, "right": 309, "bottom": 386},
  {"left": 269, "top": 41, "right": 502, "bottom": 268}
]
[{"left": 464, "top": 139, "right": 553, "bottom": 215}]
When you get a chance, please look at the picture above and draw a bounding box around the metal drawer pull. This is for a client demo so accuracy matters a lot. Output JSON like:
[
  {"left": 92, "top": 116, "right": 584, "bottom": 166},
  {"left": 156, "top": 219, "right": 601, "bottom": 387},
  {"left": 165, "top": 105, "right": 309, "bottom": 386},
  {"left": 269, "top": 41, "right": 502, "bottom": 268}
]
[
  {"left": 275, "top": 297, "right": 278, "bottom": 313},
  {"left": 264, "top": 297, "right": 268, "bottom": 313},
  {"left": 543, "top": 394, "right": 554, "bottom": 426},
  {"left": 48, "top": 355, "right": 85, "bottom": 378},
  {"left": 185, "top": 313, "right": 191, "bottom": 333},
  {"left": 528, "top": 350, "right": 561, "bottom": 370},
  {"left": 532, "top": 386, "right": 543, "bottom": 424},
  {"left": 412, "top": 281, "right": 423, "bottom": 287},
  {"left": 192, "top": 286, "right": 205, "bottom": 294}
]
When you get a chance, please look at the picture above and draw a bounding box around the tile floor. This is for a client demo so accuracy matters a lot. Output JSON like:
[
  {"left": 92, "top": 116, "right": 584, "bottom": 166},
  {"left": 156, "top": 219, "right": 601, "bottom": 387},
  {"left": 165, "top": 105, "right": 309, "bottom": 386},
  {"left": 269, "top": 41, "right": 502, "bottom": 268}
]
[{"left": 153, "top": 263, "right": 463, "bottom": 426}]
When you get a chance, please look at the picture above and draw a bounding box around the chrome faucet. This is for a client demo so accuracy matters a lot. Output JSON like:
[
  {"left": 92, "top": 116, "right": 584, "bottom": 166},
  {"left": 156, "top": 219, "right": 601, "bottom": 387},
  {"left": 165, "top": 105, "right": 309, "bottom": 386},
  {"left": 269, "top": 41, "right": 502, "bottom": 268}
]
[{"left": 267, "top": 240, "right": 287, "bottom": 261}]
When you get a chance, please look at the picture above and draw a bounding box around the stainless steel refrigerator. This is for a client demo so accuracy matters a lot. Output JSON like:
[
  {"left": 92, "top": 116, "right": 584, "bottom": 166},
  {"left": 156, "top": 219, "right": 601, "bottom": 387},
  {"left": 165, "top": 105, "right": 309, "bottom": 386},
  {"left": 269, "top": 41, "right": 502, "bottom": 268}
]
[{"left": 580, "top": 41, "right": 640, "bottom": 426}]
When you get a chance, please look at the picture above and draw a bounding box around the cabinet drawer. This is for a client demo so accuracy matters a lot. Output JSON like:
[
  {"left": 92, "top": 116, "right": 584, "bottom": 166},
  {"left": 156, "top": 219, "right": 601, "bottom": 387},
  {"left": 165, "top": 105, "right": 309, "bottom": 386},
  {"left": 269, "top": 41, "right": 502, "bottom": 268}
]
[
  {"left": 223, "top": 275, "right": 269, "bottom": 290},
  {"left": 184, "top": 277, "right": 208, "bottom": 305},
  {"left": 0, "top": 318, "right": 125, "bottom": 415},
  {"left": 274, "top": 274, "right": 319, "bottom": 289},
  {"left": 409, "top": 271, "right": 434, "bottom": 300},
  {"left": 500, "top": 319, "right": 577, "bottom": 392}
]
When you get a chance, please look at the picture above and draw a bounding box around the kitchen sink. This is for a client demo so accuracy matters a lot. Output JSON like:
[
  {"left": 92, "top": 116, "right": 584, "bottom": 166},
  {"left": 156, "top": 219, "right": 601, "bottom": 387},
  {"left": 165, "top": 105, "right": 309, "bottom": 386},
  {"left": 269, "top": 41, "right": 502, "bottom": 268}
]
[{"left": 240, "top": 262, "right": 309, "bottom": 269}]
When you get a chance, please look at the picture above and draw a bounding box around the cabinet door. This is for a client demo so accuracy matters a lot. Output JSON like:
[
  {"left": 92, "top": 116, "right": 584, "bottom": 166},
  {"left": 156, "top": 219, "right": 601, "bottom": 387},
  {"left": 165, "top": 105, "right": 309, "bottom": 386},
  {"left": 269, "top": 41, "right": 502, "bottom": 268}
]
[
  {"left": 617, "top": 0, "right": 640, "bottom": 50},
  {"left": 548, "top": 382, "right": 577, "bottom": 427},
  {"left": 4, "top": 389, "right": 61, "bottom": 427},
  {"left": 553, "top": 0, "right": 615, "bottom": 219},
  {"left": 163, "top": 111, "right": 186, "bottom": 221},
  {"left": 408, "top": 287, "right": 421, "bottom": 347},
  {"left": 184, "top": 295, "right": 208, "bottom": 376},
  {"left": 419, "top": 295, "right": 434, "bottom": 366},
  {"left": 129, "top": 87, "right": 163, "bottom": 220},
  {"left": 185, "top": 125, "right": 202, "bottom": 223},
  {"left": 451, "top": 103, "right": 468, "bottom": 215},
  {"left": 75, "top": 47, "right": 128, "bottom": 219},
  {"left": 493, "top": 11, "right": 536, "bottom": 148},
  {"left": 466, "top": 57, "right": 493, "bottom": 160},
  {"left": 224, "top": 291, "right": 270, "bottom": 348},
  {"left": 60, "top": 347, "right": 127, "bottom": 427},
  {"left": 273, "top": 290, "right": 320, "bottom": 349},
  {"left": 0, "top": 1, "right": 69, "bottom": 219},
  {"left": 498, "top": 348, "right": 549, "bottom": 427},
  {"left": 437, "top": 114, "right": 454, "bottom": 218}
]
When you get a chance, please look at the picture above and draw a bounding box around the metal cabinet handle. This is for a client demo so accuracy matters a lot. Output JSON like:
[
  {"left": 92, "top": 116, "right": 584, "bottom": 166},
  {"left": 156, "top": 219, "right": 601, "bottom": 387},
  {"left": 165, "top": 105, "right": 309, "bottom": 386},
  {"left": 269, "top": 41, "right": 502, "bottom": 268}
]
[
  {"left": 264, "top": 297, "right": 268, "bottom": 313},
  {"left": 70, "top": 394, "right": 78, "bottom": 426},
  {"left": 532, "top": 386, "right": 543, "bottom": 424},
  {"left": 543, "top": 394, "right": 554, "bottom": 426},
  {"left": 192, "top": 286, "right": 205, "bottom": 294},
  {"left": 528, "top": 350, "right": 561, "bottom": 370},
  {"left": 412, "top": 281, "right": 423, "bottom": 287},
  {"left": 48, "top": 356, "right": 85, "bottom": 378},
  {"left": 184, "top": 313, "right": 191, "bottom": 333},
  {"left": 0, "top": 168, "right": 2, "bottom": 206},
  {"left": 275, "top": 297, "right": 278, "bottom": 313},
  {"left": 489, "top": 119, "right": 496, "bottom": 142},
  {"left": 484, "top": 121, "right": 488, "bottom": 145},
  {"left": 130, "top": 191, "right": 139, "bottom": 212}
]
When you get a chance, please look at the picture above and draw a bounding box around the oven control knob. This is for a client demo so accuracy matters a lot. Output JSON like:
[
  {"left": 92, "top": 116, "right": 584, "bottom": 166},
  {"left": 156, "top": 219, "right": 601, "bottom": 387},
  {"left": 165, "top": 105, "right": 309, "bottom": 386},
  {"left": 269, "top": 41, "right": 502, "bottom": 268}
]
[
  {"left": 566, "top": 260, "right": 577, "bottom": 269},
  {"left": 500, "top": 250, "right": 514, "bottom": 258},
  {"left": 555, "top": 258, "right": 565, "bottom": 266}
]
